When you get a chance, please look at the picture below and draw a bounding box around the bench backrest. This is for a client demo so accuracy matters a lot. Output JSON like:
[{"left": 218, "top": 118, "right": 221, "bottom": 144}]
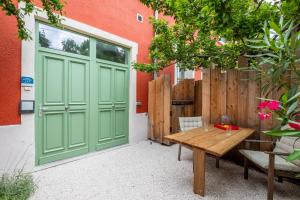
[{"left": 273, "top": 136, "right": 300, "bottom": 167}]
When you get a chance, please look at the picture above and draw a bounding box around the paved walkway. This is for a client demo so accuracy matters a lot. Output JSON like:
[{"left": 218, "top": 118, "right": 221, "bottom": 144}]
[{"left": 30, "top": 141, "right": 300, "bottom": 200}]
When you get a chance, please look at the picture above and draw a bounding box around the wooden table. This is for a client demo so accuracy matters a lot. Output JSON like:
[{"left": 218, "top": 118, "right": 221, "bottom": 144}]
[{"left": 164, "top": 125, "right": 255, "bottom": 196}]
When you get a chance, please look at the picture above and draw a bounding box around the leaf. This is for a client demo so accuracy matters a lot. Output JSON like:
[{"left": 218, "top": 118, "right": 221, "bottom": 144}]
[
  {"left": 264, "top": 130, "right": 300, "bottom": 137},
  {"left": 281, "top": 93, "right": 288, "bottom": 105},
  {"left": 284, "top": 20, "right": 294, "bottom": 44},
  {"left": 287, "top": 92, "right": 300, "bottom": 103},
  {"left": 264, "top": 34, "right": 271, "bottom": 47},
  {"left": 287, "top": 149, "right": 300, "bottom": 161},
  {"left": 287, "top": 101, "right": 298, "bottom": 115},
  {"left": 269, "top": 21, "right": 281, "bottom": 35}
]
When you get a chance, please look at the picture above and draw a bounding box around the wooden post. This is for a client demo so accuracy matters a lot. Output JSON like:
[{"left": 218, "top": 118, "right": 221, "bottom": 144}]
[
  {"left": 193, "top": 148, "right": 206, "bottom": 196},
  {"left": 267, "top": 153, "right": 275, "bottom": 200},
  {"left": 244, "top": 157, "right": 249, "bottom": 179}
]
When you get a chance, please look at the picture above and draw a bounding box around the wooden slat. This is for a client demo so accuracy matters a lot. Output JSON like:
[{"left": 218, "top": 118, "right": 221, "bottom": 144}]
[
  {"left": 148, "top": 80, "right": 156, "bottom": 140},
  {"left": 226, "top": 70, "right": 238, "bottom": 125},
  {"left": 194, "top": 80, "right": 202, "bottom": 116},
  {"left": 202, "top": 69, "right": 211, "bottom": 125},
  {"left": 154, "top": 76, "right": 163, "bottom": 142},
  {"left": 220, "top": 72, "right": 227, "bottom": 116},
  {"left": 183, "top": 79, "right": 195, "bottom": 116},
  {"left": 163, "top": 75, "right": 171, "bottom": 144},
  {"left": 210, "top": 69, "right": 221, "bottom": 123},
  {"left": 237, "top": 70, "right": 249, "bottom": 127}
]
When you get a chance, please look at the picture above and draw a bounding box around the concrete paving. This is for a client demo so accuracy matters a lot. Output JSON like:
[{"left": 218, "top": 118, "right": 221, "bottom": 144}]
[{"left": 30, "top": 141, "right": 300, "bottom": 200}]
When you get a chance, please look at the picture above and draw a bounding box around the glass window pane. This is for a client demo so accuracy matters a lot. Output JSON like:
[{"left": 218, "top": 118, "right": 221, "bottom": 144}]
[
  {"left": 96, "top": 41, "right": 128, "bottom": 64},
  {"left": 39, "top": 24, "right": 89, "bottom": 56}
]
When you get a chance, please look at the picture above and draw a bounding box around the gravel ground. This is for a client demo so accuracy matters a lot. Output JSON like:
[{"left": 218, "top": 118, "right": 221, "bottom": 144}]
[{"left": 30, "top": 141, "right": 300, "bottom": 200}]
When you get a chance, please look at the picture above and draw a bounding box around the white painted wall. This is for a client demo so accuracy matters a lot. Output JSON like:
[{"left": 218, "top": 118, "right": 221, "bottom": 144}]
[{"left": 0, "top": 6, "right": 148, "bottom": 173}]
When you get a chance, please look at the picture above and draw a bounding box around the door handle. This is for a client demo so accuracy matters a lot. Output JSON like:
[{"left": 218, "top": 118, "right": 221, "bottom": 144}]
[
  {"left": 65, "top": 106, "right": 69, "bottom": 111},
  {"left": 112, "top": 104, "right": 115, "bottom": 108},
  {"left": 39, "top": 105, "right": 48, "bottom": 117}
]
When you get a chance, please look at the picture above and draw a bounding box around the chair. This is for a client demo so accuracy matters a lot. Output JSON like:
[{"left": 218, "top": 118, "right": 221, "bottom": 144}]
[
  {"left": 178, "top": 116, "right": 220, "bottom": 168},
  {"left": 239, "top": 137, "right": 300, "bottom": 200}
]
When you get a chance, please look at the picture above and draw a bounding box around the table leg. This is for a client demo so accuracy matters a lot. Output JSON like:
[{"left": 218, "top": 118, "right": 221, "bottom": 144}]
[{"left": 193, "top": 148, "right": 206, "bottom": 196}]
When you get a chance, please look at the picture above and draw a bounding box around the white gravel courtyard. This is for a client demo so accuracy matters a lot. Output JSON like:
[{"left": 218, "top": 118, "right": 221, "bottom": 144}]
[{"left": 30, "top": 141, "right": 300, "bottom": 200}]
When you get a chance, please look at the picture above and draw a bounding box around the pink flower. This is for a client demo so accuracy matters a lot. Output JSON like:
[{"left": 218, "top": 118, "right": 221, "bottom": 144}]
[
  {"left": 258, "top": 101, "right": 269, "bottom": 110},
  {"left": 258, "top": 112, "right": 271, "bottom": 120},
  {"left": 267, "top": 101, "right": 280, "bottom": 111},
  {"left": 289, "top": 120, "right": 300, "bottom": 130}
]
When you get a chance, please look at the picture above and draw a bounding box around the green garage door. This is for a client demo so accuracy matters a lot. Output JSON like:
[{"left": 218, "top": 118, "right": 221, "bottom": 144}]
[{"left": 35, "top": 23, "right": 129, "bottom": 165}]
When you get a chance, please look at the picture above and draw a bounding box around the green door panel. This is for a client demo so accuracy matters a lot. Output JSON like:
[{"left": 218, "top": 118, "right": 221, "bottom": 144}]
[
  {"left": 114, "top": 108, "right": 127, "bottom": 139},
  {"left": 43, "top": 56, "right": 65, "bottom": 105},
  {"left": 43, "top": 112, "right": 65, "bottom": 153},
  {"left": 36, "top": 22, "right": 129, "bottom": 165},
  {"left": 69, "top": 61, "right": 88, "bottom": 104},
  {"left": 98, "top": 109, "right": 113, "bottom": 143},
  {"left": 98, "top": 65, "right": 113, "bottom": 103},
  {"left": 115, "top": 68, "right": 127, "bottom": 102},
  {"left": 68, "top": 111, "right": 88, "bottom": 148}
]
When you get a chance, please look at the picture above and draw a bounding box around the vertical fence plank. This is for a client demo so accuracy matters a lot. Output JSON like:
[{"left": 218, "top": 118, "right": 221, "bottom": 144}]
[
  {"left": 220, "top": 72, "right": 227, "bottom": 116},
  {"left": 148, "top": 80, "right": 156, "bottom": 140},
  {"left": 226, "top": 70, "right": 238, "bottom": 124},
  {"left": 237, "top": 71, "right": 249, "bottom": 127},
  {"left": 210, "top": 69, "right": 221, "bottom": 123},
  {"left": 163, "top": 75, "right": 171, "bottom": 144},
  {"left": 155, "top": 76, "right": 164, "bottom": 143},
  {"left": 202, "top": 69, "right": 211, "bottom": 124},
  {"left": 184, "top": 79, "right": 195, "bottom": 116},
  {"left": 194, "top": 80, "right": 202, "bottom": 116}
]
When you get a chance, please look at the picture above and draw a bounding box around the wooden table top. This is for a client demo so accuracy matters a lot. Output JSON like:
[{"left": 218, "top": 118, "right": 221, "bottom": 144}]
[{"left": 164, "top": 125, "right": 255, "bottom": 157}]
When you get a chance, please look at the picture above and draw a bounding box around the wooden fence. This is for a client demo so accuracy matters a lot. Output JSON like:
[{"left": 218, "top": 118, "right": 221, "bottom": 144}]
[
  {"left": 202, "top": 69, "right": 279, "bottom": 156},
  {"left": 148, "top": 76, "right": 202, "bottom": 144},
  {"left": 148, "top": 75, "right": 171, "bottom": 144}
]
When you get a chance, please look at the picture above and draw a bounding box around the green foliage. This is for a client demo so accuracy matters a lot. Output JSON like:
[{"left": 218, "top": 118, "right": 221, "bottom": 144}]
[
  {"left": 0, "top": 171, "right": 36, "bottom": 200},
  {"left": 246, "top": 17, "right": 300, "bottom": 95},
  {"left": 135, "top": 0, "right": 300, "bottom": 73},
  {"left": 0, "top": 0, "right": 64, "bottom": 40},
  {"left": 134, "top": 0, "right": 282, "bottom": 72}
]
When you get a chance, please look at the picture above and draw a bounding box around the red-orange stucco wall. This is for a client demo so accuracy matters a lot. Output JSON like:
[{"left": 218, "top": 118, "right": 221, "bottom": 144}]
[{"left": 0, "top": 11, "right": 21, "bottom": 125}]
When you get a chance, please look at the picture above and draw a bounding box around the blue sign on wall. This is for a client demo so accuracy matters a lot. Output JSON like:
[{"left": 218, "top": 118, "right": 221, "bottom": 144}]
[{"left": 21, "top": 76, "right": 34, "bottom": 86}]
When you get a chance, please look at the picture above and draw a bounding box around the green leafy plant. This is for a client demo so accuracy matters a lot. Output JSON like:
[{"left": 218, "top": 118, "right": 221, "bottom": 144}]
[
  {"left": 246, "top": 17, "right": 300, "bottom": 95},
  {"left": 244, "top": 5, "right": 300, "bottom": 165},
  {"left": 0, "top": 170, "right": 36, "bottom": 200},
  {"left": 258, "top": 86, "right": 300, "bottom": 162},
  {"left": 0, "top": 0, "right": 64, "bottom": 40}
]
